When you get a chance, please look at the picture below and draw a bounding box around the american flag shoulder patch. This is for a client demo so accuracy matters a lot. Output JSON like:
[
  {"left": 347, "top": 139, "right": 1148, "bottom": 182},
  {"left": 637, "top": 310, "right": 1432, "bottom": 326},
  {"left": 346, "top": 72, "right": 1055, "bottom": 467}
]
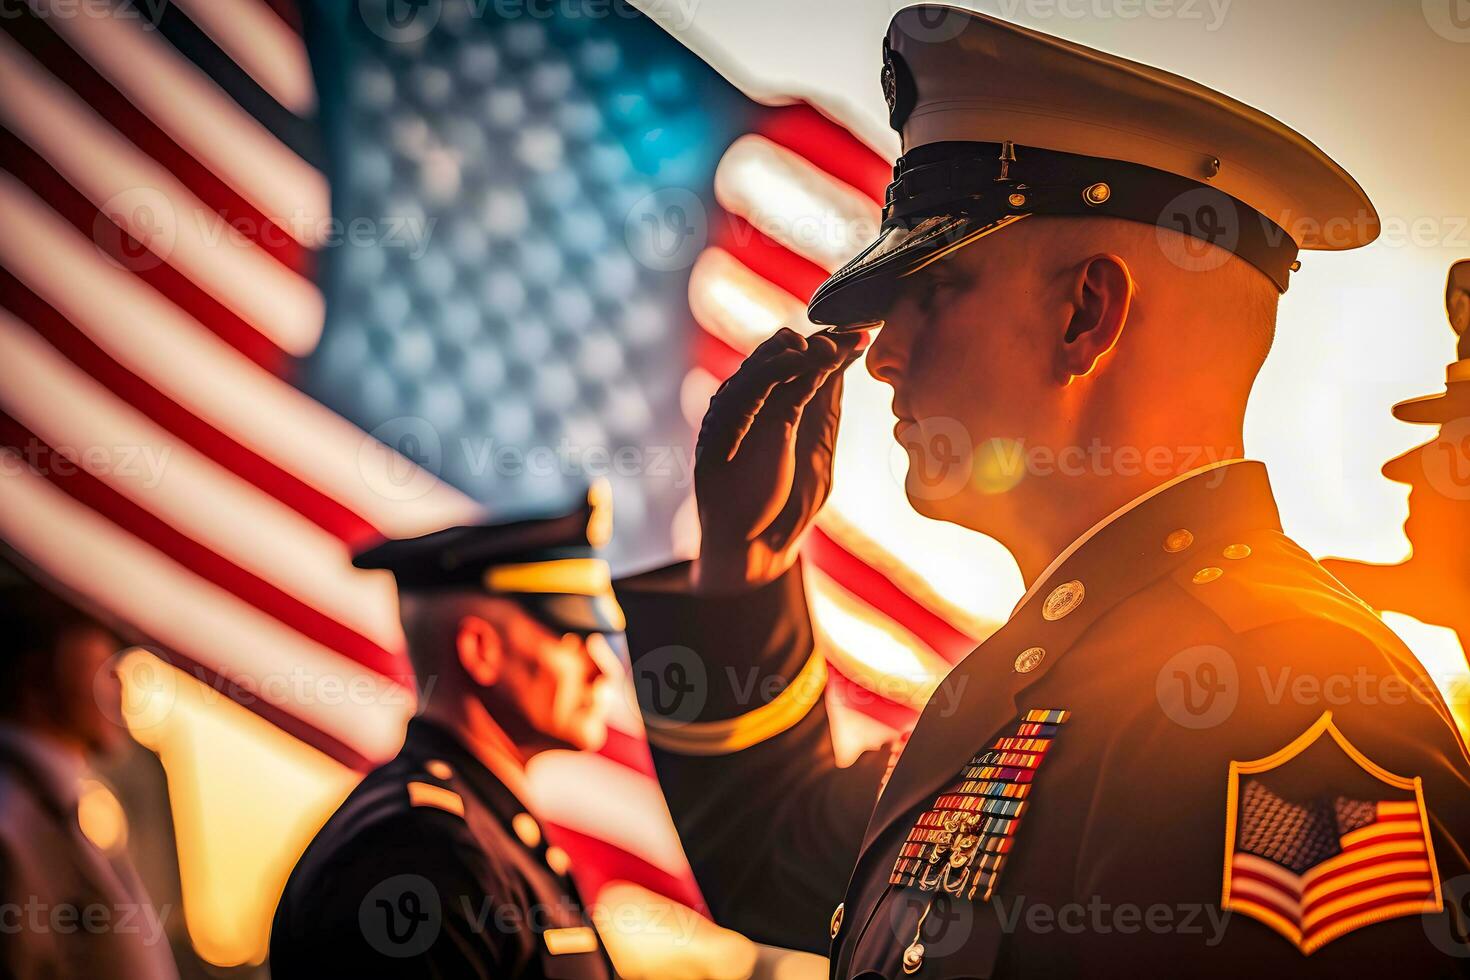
[
  {"left": 889, "top": 708, "right": 1070, "bottom": 901},
  {"left": 1222, "top": 711, "right": 1443, "bottom": 954}
]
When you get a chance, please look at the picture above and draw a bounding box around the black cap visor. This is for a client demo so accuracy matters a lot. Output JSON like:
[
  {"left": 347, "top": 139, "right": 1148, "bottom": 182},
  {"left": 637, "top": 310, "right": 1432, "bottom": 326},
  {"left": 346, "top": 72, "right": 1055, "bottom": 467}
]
[
  {"left": 520, "top": 592, "right": 625, "bottom": 636},
  {"left": 808, "top": 211, "right": 1029, "bottom": 329}
]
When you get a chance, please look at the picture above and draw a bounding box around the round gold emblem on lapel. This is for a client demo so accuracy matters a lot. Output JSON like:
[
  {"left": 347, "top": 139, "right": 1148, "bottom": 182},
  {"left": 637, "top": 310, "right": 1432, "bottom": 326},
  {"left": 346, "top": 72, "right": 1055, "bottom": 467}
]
[
  {"left": 425, "top": 759, "right": 453, "bottom": 780},
  {"left": 512, "top": 812, "right": 543, "bottom": 849},
  {"left": 1192, "top": 566, "right": 1224, "bottom": 585},
  {"left": 1223, "top": 543, "right": 1252, "bottom": 560},
  {"left": 1014, "top": 646, "right": 1046, "bottom": 673},
  {"left": 1042, "top": 580, "right": 1085, "bottom": 621},
  {"left": 830, "top": 902, "right": 844, "bottom": 939},
  {"left": 1163, "top": 529, "right": 1194, "bottom": 553}
]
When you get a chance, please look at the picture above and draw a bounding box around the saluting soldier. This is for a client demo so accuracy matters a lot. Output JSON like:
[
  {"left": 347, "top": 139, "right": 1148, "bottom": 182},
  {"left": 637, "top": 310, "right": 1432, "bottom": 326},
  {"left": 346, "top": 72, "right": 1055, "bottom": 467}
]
[
  {"left": 270, "top": 489, "right": 625, "bottom": 978},
  {"left": 616, "top": 7, "right": 1470, "bottom": 977},
  {"left": 1325, "top": 260, "right": 1470, "bottom": 663}
]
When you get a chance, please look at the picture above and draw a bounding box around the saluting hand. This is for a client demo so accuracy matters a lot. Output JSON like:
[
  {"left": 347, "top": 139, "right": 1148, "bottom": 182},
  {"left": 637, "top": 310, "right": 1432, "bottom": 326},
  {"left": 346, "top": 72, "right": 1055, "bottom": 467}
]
[{"left": 692, "top": 327, "right": 870, "bottom": 592}]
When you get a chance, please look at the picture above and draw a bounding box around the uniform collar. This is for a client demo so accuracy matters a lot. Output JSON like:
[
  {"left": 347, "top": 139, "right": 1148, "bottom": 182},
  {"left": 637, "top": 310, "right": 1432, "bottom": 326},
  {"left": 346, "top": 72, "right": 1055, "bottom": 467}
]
[
  {"left": 402, "top": 718, "right": 532, "bottom": 821},
  {"left": 1012, "top": 457, "right": 1248, "bottom": 616},
  {"left": 864, "top": 459, "right": 1282, "bottom": 852}
]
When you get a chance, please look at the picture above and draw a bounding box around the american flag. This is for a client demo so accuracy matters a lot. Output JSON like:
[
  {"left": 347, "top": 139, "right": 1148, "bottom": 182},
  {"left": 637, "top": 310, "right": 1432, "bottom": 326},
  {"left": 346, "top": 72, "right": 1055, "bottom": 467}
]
[
  {"left": 1224, "top": 777, "right": 1440, "bottom": 953},
  {"left": 0, "top": 0, "right": 1010, "bottom": 966}
]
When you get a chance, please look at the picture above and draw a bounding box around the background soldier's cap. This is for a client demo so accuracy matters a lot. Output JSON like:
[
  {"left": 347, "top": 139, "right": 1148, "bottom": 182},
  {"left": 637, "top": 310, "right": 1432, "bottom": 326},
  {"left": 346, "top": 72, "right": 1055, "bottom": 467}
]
[
  {"left": 353, "top": 482, "right": 624, "bottom": 634},
  {"left": 1392, "top": 260, "right": 1470, "bottom": 425},
  {"left": 809, "top": 3, "right": 1379, "bottom": 327}
]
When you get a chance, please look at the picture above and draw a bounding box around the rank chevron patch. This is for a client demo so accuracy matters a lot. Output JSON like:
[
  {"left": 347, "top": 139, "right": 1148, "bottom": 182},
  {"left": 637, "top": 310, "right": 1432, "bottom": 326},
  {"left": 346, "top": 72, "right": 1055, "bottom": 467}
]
[{"left": 1222, "top": 711, "right": 1442, "bottom": 954}]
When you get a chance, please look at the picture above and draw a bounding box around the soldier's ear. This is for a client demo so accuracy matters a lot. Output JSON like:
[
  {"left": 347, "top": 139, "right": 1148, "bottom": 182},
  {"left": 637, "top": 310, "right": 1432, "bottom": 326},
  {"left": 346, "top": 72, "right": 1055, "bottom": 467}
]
[
  {"left": 1055, "top": 253, "right": 1134, "bottom": 384},
  {"left": 455, "top": 615, "right": 503, "bottom": 687}
]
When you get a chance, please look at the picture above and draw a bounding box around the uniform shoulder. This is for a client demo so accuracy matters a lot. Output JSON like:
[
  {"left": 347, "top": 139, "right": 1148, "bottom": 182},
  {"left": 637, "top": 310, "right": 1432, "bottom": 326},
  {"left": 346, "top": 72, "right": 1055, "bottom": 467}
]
[
  {"left": 1169, "top": 528, "right": 1384, "bottom": 643},
  {"left": 1166, "top": 530, "right": 1468, "bottom": 758},
  {"left": 282, "top": 760, "right": 489, "bottom": 902}
]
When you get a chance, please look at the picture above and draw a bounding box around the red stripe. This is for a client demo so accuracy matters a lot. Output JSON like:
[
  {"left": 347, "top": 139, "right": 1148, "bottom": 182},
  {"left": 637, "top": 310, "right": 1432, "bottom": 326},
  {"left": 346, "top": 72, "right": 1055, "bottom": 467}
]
[
  {"left": 597, "top": 726, "right": 657, "bottom": 780},
  {"left": 806, "top": 526, "right": 979, "bottom": 662},
  {"left": 0, "top": 8, "right": 313, "bottom": 276},
  {"left": 0, "top": 269, "right": 379, "bottom": 544},
  {"left": 1311, "top": 840, "right": 1422, "bottom": 893},
  {"left": 1229, "top": 862, "right": 1302, "bottom": 899},
  {"left": 695, "top": 330, "right": 746, "bottom": 380},
  {"left": 1338, "top": 831, "right": 1427, "bottom": 853},
  {"left": 1302, "top": 882, "right": 1435, "bottom": 942},
  {"left": 0, "top": 412, "right": 411, "bottom": 686},
  {"left": 1231, "top": 885, "right": 1301, "bottom": 929},
  {"left": 758, "top": 104, "right": 890, "bottom": 204},
  {"left": 259, "top": 0, "right": 304, "bottom": 35},
  {"left": 1305, "top": 868, "right": 1437, "bottom": 916},
  {"left": 0, "top": 126, "right": 290, "bottom": 374},
  {"left": 712, "top": 213, "right": 828, "bottom": 305},
  {"left": 542, "top": 822, "right": 706, "bottom": 914},
  {"left": 826, "top": 662, "right": 919, "bottom": 733}
]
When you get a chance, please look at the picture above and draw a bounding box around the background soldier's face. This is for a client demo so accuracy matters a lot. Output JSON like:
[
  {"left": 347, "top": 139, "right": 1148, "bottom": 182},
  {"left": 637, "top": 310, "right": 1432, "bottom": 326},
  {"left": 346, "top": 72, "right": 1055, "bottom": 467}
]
[
  {"left": 58, "top": 624, "right": 129, "bottom": 757},
  {"left": 475, "top": 605, "right": 620, "bottom": 754},
  {"left": 1384, "top": 424, "right": 1470, "bottom": 567},
  {"left": 865, "top": 227, "right": 1065, "bottom": 526}
]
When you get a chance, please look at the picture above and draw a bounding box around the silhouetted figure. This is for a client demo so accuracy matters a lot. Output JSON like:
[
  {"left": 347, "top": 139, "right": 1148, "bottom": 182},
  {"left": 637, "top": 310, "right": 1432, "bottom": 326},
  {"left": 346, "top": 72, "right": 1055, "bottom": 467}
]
[
  {"left": 0, "top": 550, "right": 178, "bottom": 979},
  {"left": 1325, "top": 260, "right": 1470, "bottom": 662}
]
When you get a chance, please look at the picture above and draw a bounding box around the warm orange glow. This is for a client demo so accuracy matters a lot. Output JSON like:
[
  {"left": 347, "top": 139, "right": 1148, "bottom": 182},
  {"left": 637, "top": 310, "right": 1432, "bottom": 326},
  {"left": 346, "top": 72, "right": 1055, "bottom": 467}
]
[
  {"left": 118, "top": 650, "right": 361, "bottom": 967},
  {"left": 77, "top": 778, "right": 129, "bottom": 853}
]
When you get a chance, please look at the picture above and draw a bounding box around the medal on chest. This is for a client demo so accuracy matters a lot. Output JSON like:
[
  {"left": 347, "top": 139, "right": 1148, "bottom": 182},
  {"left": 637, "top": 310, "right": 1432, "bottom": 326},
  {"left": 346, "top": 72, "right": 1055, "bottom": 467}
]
[{"left": 889, "top": 709, "right": 1070, "bottom": 902}]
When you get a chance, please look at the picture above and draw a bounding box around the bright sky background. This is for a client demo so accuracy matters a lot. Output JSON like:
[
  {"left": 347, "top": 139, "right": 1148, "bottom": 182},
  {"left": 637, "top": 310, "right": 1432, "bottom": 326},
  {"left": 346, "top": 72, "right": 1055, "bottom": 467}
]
[{"left": 645, "top": 0, "right": 1470, "bottom": 569}]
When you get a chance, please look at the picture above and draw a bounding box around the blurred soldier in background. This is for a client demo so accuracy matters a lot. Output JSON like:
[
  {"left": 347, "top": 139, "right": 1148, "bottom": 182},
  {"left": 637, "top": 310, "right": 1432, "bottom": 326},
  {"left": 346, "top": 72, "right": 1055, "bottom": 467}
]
[
  {"left": 1325, "top": 260, "right": 1470, "bottom": 664},
  {"left": 0, "top": 551, "right": 178, "bottom": 980},
  {"left": 270, "top": 490, "right": 627, "bottom": 978}
]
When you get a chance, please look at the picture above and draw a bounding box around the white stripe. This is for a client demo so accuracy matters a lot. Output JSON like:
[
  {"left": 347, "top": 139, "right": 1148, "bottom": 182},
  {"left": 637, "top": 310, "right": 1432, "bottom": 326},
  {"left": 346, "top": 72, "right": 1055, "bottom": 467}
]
[
  {"left": 0, "top": 174, "right": 481, "bottom": 538},
  {"left": 527, "top": 750, "right": 694, "bottom": 879},
  {"left": 0, "top": 452, "right": 413, "bottom": 763},
  {"left": 1233, "top": 852, "right": 1305, "bottom": 895},
  {"left": 37, "top": 0, "right": 327, "bottom": 247},
  {"left": 0, "top": 309, "right": 405, "bottom": 653},
  {"left": 167, "top": 0, "right": 318, "bottom": 116},
  {"left": 0, "top": 31, "right": 323, "bottom": 356},
  {"left": 1230, "top": 875, "right": 1302, "bottom": 919},
  {"left": 806, "top": 566, "right": 950, "bottom": 711},
  {"left": 689, "top": 247, "right": 815, "bottom": 353},
  {"left": 715, "top": 134, "right": 880, "bottom": 273}
]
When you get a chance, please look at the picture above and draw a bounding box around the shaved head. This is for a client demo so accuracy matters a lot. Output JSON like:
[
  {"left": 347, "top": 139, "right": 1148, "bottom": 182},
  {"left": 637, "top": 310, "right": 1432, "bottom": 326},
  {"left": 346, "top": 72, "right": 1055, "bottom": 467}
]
[{"left": 1011, "top": 215, "right": 1280, "bottom": 381}]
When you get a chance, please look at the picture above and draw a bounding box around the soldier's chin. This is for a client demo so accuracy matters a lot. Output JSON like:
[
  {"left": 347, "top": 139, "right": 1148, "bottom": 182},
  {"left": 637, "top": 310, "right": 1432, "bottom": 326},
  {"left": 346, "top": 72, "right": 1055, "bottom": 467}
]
[{"left": 903, "top": 469, "right": 968, "bottom": 523}]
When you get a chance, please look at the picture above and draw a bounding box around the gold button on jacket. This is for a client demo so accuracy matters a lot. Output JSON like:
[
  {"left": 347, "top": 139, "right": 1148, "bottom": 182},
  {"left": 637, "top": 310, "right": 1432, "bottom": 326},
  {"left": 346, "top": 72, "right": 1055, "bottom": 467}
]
[{"left": 616, "top": 462, "right": 1470, "bottom": 977}]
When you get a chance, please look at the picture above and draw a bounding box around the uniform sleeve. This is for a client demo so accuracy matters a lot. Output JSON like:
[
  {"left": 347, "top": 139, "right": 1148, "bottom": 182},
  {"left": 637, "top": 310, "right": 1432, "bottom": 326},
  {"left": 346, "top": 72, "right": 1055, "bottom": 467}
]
[
  {"left": 1074, "top": 609, "right": 1470, "bottom": 973},
  {"left": 615, "top": 560, "right": 890, "bottom": 954},
  {"left": 270, "top": 812, "right": 521, "bottom": 980}
]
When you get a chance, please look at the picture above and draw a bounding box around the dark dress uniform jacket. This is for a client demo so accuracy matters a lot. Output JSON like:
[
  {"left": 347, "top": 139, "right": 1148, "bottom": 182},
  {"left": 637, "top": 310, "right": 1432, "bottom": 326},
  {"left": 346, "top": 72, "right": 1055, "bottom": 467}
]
[
  {"left": 270, "top": 719, "right": 611, "bottom": 979},
  {"left": 0, "top": 734, "right": 178, "bottom": 980},
  {"left": 616, "top": 463, "right": 1470, "bottom": 978}
]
